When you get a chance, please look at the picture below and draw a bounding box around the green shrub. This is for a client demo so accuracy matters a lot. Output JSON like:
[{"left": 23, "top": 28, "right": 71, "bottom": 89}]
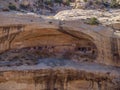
[
  {"left": 65, "top": 0, "right": 70, "bottom": 6},
  {"left": 8, "top": 4, "right": 16, "bottom": 10},
  {"left": 45, "top": 0, "right": 53, "bottom": 6},
  {"left": 55, "top": 0, "right": 62, "bottom": 3},
  {"left": 55, "top": 0, "right": 70, "bottom": 6},
  {"left": 86, "top": 17, "right": 99, "bottom": 25},
  {"left": 84, "top": 0, "right": 87, "bottom": 2},
  {"left": 95, "top": 0, "right": 100, "bottom": 4},
  {"left": 20, "top": 4, "right": 29, "bottom": 10},
  {"left": 110, "top": 0, "right": 120, "bottom": 8}
]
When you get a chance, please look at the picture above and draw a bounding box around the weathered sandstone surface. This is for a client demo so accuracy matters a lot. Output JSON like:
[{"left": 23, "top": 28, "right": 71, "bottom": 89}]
[
  {"left": 0, "top": 9, "right": 120, "bottom": 90},
  {"left": 74, "top": 0, "right": 120, "bottom": 9}
]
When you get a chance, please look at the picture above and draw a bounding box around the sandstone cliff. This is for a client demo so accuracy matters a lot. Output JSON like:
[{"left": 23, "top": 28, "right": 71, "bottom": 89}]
[{"left": 0, "top": 9, "right": 119, "bottom": 90}]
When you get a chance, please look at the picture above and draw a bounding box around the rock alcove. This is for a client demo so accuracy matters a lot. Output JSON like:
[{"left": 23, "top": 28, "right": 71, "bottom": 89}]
[{"left": 0, "top": 29, "right": 98, "bottom": 66}]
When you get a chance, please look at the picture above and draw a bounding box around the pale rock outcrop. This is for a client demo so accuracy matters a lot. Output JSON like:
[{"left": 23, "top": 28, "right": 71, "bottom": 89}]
[
  {"left": 55, "top": 9, "right": 120, "bottom": 26},
  {"left": 74, "top": 0, "right": 120, "bottom": 9}
]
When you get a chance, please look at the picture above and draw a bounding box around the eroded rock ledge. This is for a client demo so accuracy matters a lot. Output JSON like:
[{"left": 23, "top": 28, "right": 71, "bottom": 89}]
[{"left": 0, "top": 59, "right": 120, "bottom": 90}]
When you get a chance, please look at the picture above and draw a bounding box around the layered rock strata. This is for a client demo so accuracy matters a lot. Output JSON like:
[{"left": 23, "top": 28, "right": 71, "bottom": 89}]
[{"left": 0, "top": 11, "right": 119, "bottom": 90}]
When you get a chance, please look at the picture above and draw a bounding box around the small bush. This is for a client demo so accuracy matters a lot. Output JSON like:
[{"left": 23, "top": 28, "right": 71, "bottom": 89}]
[
  {"left": 20, "top": 4, "right": 29, "bottom": 10},
  {"left": 63, "top": 0, "right": 70, "bottom": 6},
  {"left": 86, "top": 17, "right": 99, "bottom": 25},
  {"left": 8, "top": 4, "right": 16, "bottom": 10},
  {"left": 55, "top": 0, "right": 62, "bottom": 3},
  {"left": 84, "top": 0, "right": 88, "bottom": 2},
  {"left": 45, "top": 0, "right": 53, "bottom": 6},
  {"left": 110, "top": 0, "right": 120, "bottom": 8}
]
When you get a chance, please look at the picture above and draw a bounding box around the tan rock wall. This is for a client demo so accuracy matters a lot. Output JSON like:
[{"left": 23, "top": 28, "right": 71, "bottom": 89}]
[
  {"left": 0, "top": 22, "right": 119, "bottom": 66},
  {"left": 0, "top": 69, "right": 119, "bottom": 90}
]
